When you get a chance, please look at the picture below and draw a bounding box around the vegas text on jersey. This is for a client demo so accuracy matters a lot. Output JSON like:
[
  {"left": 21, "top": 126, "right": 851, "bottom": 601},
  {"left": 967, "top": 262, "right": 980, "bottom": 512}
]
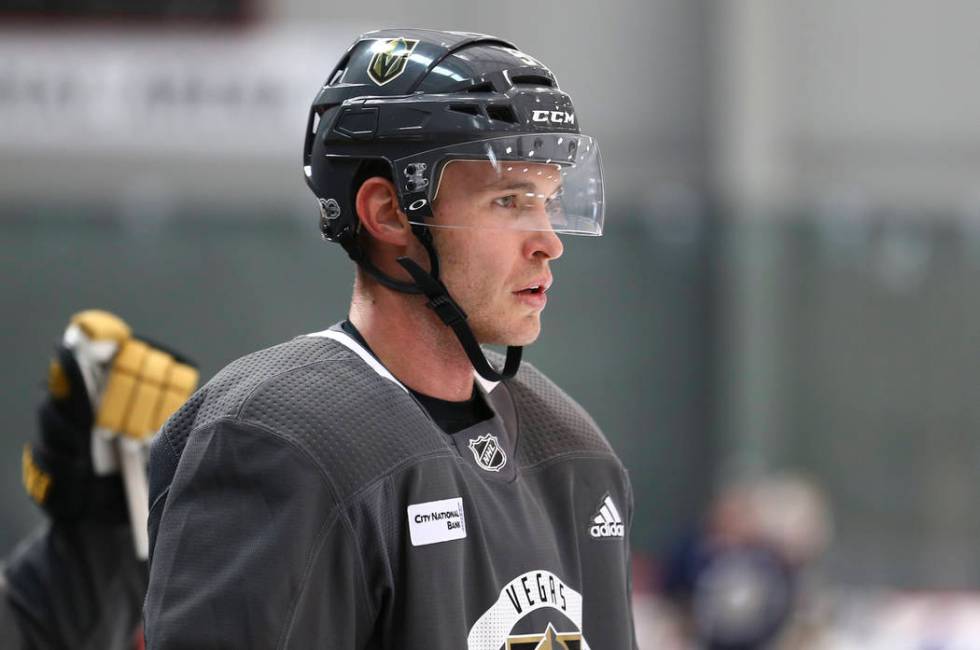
[{"left": 467, "top": 570, "right": 590, "bottom": 650}]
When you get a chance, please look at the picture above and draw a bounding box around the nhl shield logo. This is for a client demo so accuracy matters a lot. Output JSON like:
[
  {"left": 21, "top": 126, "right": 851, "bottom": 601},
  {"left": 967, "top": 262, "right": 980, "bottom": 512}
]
[
  {"left": 468, "top": 433, "right": 507, "bottom": 472},
  {"left": 367, "top": 38, "right": 419, "bottom": 86}
]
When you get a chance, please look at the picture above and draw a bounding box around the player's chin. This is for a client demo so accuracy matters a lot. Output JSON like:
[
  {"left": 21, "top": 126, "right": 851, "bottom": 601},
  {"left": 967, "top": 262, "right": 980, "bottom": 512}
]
[
  {"left": 477, "top": 315, "right": 541, "bottom": 347},
  {"left": 513, "top": 316, "right": 543, "bottom": 346}
]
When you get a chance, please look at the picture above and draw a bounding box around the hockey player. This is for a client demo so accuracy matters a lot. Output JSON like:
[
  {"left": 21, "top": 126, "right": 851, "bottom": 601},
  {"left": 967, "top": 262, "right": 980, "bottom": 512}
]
[
  {"left": 145, "top": 30, "right": 637, "bottom": 649},
  {"left": 1, "top": 310, "right": 198, "bottom": 650}
]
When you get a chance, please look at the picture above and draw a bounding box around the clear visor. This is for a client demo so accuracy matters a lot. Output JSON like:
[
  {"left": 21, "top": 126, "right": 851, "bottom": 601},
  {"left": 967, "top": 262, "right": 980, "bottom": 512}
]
[{"left": 396, "top": 133, "right": 604, "bottom": 236}]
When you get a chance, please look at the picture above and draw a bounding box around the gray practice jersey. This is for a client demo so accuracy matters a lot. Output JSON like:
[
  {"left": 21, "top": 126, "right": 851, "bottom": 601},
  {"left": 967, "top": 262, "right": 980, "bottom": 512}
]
[{"left": 144, "top": 326, "right": 637, "bottom": 649}]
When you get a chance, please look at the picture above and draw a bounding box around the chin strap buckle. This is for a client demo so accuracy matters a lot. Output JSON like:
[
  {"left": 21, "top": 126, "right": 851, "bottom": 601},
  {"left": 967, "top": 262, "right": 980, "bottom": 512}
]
[
  {"left": 396, "top": 256, "right": 466, "bottom": 326},
  {"left": 426, "top": 293, "right": 467, "bottom": 327}
]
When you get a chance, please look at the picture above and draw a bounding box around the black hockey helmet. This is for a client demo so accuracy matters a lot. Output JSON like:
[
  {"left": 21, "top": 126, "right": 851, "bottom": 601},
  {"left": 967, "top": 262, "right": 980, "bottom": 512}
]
[{"left": 303, "top": 29, "right": 605, "bottom": 381}]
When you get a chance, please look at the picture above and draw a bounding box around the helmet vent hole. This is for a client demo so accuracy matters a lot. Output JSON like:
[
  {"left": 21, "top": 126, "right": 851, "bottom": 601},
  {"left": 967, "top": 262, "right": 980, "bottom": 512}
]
[
  {"left": 449, "top": 104, "right": 482, "bottom": 117},
  {"left": 510, "top": 74, "right": 553, "bottom": 88},
  {"left": 486, "top": 105, "right": 518, "bottom": 124},
  {"left": 328, "top": 52, "right": 352, "bottom": 86},
  {"left": 465, "top": 82, "right": 495, "bottom": 93}
]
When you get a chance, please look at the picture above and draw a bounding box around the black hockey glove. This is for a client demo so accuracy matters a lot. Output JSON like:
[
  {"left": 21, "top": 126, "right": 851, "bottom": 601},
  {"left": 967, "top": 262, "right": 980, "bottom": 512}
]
[{"left": 23, "top": 310, "right": 198, "bottom": 530}]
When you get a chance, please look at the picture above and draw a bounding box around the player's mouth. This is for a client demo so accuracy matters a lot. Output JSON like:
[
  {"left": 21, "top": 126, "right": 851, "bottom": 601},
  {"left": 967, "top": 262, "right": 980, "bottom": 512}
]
[{"left": 513, "top": 277, "right": 552, "bottom": 309}]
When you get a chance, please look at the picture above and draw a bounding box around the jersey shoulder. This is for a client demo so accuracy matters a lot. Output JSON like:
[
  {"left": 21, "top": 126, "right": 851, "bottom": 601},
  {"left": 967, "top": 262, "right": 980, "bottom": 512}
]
[
  {"left": 157, "top": 334, "right": 450, "bottom": 501},
  {"left": 496, "top": 354, "right": 621, "bottom": 467},
  {"left": 160, "top": 335, "right": 353, "bottom": 449}
]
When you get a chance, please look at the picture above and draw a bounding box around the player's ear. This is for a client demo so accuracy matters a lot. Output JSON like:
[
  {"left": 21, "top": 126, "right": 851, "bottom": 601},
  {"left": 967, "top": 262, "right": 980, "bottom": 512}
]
[{"left": 355, "top": 177, "right": 411, "bottom": 246}]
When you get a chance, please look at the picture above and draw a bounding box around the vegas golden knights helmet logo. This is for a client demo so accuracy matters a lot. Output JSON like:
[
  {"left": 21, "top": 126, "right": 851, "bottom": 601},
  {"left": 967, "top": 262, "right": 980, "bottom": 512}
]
[{"left": 367, "top": 38, "right": 420, "bottom": 86}]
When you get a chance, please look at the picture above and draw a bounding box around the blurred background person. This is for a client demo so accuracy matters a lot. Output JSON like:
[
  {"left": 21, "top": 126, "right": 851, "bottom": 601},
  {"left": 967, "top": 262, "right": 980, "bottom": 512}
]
[
  {"left": 1, "top": 311, "right": 197, "bottom": 650},
  {"left": 3, "top": 1, "right": 980, "bottom": 647},
  {"left": 661, "top": 472, "right": 832, "bottom": 649}
]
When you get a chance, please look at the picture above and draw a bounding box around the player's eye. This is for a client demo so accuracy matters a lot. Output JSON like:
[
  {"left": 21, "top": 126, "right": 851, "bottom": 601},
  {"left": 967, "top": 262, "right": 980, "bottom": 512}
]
[
  {"left": 493, "top": 195, "right": 518, "bottom": 209},
  {"left": 545, "top": 190, "right": 563, "bottom": 213}
]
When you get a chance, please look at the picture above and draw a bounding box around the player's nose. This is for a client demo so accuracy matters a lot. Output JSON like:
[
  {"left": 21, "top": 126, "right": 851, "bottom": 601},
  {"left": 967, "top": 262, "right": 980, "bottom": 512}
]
[{"left": 525, "top": 226, "right": 563, "bottom": 261}]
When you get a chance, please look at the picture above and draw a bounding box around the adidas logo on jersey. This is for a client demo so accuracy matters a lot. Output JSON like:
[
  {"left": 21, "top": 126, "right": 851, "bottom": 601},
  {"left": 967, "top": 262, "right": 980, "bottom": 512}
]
[{"left": 588, "top": 494, "right": 624, "bottom": 539}]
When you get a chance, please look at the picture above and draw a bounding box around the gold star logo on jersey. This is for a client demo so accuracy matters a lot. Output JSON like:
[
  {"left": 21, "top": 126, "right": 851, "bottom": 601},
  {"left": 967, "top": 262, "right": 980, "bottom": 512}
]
[
  {"left": 506, "top": 623, "right": 582, "bottom": 649},
  {"left": 367, "top": 38, "right": 419, "bottom": 86}
]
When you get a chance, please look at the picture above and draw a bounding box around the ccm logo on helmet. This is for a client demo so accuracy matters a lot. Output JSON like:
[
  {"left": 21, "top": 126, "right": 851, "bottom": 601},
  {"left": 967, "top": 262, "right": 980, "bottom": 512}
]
[{"left": 531, "top": 110, "right": 575, "bottom": 126}]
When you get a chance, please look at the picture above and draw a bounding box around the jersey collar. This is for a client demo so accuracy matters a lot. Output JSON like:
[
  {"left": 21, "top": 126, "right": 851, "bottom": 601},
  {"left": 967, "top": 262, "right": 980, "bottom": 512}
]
[{"left": 305, "top": 325, "right": 500, "bottom": 395}]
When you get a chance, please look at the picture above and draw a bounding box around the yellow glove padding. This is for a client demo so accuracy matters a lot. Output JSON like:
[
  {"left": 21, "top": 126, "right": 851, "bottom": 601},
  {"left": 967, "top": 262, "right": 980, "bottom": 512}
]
[
  {"left": 74, "top": 309, "right": 199, "bottom": 440},
  {"left": 71, "top": 308, "right": 132, "bottom": 344},
  {"left": 23, "top": 310, "right": 199, "bottom": 523},
  {"left": 98, "top": 339, "right": 198, "bottom": 439}
]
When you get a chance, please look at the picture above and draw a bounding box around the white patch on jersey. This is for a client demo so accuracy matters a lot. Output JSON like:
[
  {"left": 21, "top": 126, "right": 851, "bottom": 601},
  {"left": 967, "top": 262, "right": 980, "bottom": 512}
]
[
  {"left": 588, "top": 493, "right": 625, "bottom": 539},
  {"left": 467, "top": 570, "right": 590, "bottom": 649},
  {"left": 407, "top": 497, "right": 467, "bottom": 546}
]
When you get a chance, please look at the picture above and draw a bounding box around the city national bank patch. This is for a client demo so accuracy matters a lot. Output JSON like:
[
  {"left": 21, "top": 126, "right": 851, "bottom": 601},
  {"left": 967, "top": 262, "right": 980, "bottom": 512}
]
[{"left": 407, "top": 497, "right": 466, "bottom": 546}]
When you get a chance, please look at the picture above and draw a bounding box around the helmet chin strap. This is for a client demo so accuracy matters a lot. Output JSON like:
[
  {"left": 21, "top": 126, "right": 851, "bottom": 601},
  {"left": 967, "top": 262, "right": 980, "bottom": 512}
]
[
  {"left": 396, "top": 256, "right": 522, "bottom": 383},
  {"left": 342, "top": 221, "right": 522, "bottom": 382},
  {"left": 395, "top": 227, "right": 521, "bottom": 382}
]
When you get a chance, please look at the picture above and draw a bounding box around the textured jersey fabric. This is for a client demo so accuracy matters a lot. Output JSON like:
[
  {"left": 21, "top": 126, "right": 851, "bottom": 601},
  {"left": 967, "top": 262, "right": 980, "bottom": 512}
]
[{"left": 144, "top": 328, "right": 637, "bottom": 649}]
